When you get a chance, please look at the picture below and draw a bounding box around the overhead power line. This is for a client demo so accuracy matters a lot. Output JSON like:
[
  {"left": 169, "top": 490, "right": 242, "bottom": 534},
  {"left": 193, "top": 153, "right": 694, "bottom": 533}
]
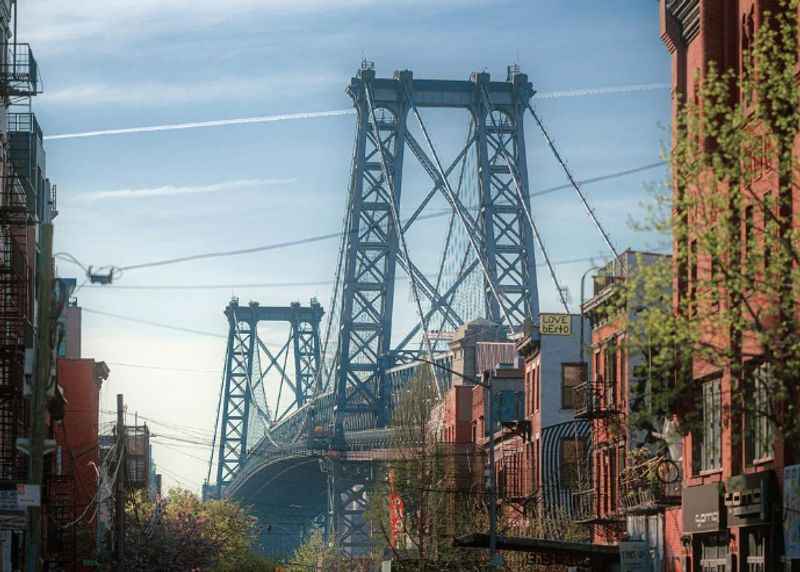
[
  {"left": 81, "top": 255, "right": 609, "bottom": 292},
  {"left": 66, "top": 162, "right": 662, "bottom": 276},
  {"left": 105, "top": 361, "right": 219, "bottom": 374},
  {"left": 82, "top": 308, "right": 225, "bottom": 339},
  {"left": 82, "top": 307, "right": 288, "bottom": 348},
  {"left": 44, "top": 83, "right": 668, "bottom": 142}
]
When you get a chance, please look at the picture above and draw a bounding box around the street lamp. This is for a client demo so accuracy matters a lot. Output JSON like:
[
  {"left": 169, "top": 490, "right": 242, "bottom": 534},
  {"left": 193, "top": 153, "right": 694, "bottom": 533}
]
[{"left": 412, "top": 356, "right": 502, "bottom": 570}]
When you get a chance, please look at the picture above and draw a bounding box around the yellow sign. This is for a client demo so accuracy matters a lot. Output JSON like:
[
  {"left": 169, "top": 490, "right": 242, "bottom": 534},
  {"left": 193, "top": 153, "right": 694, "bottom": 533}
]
[{"left": 540, "top": 313, "right": 571, "bottom": 336}]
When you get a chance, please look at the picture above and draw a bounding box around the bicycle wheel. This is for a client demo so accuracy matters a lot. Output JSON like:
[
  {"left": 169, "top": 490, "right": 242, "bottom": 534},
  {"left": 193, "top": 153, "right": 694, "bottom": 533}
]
[{"left": 656, "top": 458, "right": 681, "bottom": 484}]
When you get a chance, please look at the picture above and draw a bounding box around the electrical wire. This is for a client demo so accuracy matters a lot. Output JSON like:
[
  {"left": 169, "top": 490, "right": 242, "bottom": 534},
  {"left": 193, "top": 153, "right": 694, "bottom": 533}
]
[
  {"left": 77, "top": 254, "right": 611, "bottom": 292},
  {"left": 105, "top": 361, "right": 219, "bottom": 374},
  {"left": 61, "top": 162, "right": 662, "bottom": 278},
  {"left": 81, "top": 307, "right": 226, "bottom": 338}
]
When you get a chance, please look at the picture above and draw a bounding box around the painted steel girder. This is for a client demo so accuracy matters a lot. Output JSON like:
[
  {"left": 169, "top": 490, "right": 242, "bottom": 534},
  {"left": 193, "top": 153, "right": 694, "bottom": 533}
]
[
  {"left": 216, "top": 299, "right": 323, "bottom": 490},
  {"left": 473, "top": 70, "right": 539, "bottom": 326},
  {"left": 333, "top": 67, "right": 540, "bottom": 438},
  {"left": 323, "top": 458, "right": 373, "bottom": 555},
  {"left": 334, "top": 66, "right": 407, "bottom": 430}
]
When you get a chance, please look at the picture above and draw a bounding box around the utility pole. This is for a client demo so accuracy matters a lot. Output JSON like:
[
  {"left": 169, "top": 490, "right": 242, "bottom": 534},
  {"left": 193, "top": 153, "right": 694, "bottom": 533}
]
[
  {"left": 115, "top": 393, "right": 126, "bottom": 564},
  {"left": 484, "top": 370, "right": 499, "bottom": 569},
  {"left": 26, "top": 223, "right": 53, "bottom": 572}
]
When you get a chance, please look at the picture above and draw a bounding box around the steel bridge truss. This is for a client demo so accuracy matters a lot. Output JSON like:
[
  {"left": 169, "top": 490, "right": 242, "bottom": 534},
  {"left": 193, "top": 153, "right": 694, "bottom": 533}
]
[
  {"left": 215, "top": 299, "right": 323, "bottom": 491},
  {"left": 331, "top": 65, "right": 540, "bottom": 434}
]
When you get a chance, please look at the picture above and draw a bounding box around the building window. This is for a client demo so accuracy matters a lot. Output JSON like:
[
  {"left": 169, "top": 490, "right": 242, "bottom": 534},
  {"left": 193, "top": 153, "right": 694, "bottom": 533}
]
[
  {"left": 561, "top": 363, "right": 584, "bottom": 409},
  {"left": 689, "top": 240, "right": 698, "bottom": 317},
  {"left": 560, "top": 438, "right": 586, "bottom": 489},
  {"left": 699, "top": 377, "right": 722, "bottom": 472},
  {"left": 746, "top": 363, "right": 774, "bottom": 464},
  {"left": 604, "top": 343, "right": 617, "bottom": 406}
]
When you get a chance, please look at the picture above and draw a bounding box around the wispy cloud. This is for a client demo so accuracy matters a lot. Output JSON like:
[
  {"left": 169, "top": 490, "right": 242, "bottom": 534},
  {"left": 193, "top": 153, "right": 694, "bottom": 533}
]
[
  {"left": 23, "top": 0, "right": 483, "bottom": 48},
  {"left": 75, "top": 178, "right": 296, "bottom": 202}
]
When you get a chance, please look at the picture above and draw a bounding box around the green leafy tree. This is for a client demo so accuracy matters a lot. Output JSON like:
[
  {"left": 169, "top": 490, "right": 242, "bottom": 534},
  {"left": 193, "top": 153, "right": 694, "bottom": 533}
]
[{"left": 625, "top": 0, "right": 800, "bottom": 458}]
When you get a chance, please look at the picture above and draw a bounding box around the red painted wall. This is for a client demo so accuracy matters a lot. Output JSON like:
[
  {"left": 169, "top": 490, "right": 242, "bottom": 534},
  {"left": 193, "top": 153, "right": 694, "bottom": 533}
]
[{"left": 54, "top": 359, "right": 102, "bottom": 569}]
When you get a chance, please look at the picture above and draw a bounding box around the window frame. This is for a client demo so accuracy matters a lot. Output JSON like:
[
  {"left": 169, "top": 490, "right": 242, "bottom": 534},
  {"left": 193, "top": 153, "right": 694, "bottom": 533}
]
[
  {"left": 560, "top": 362, "right": 585, "bottom": 410},
  {"left": 699, "top": 377, "right": 722, "bottom": 473},
  {"left": 745, "top": 362, "right": 775, "bottom": 465}
]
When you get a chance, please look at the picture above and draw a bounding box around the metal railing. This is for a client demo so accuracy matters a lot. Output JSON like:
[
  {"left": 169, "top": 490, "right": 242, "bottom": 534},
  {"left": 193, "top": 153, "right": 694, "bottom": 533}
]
[
  {"left": 574, "top": 382, "right": 617, "bottom": 419},
  {"left": 0, "top": 166, "right": 36, "bottom": 223},
  {"left": 0, "top": 43, "right": 41, "bottom": 97},
  {"left": 619, "top": 453, "right": 681, "bottom": 514},
  {"left": 8, "top": 112, "right": 43, "bottom": 140},
  {"left": 571, "top": 488, "right": 597, "bottom": 522}
]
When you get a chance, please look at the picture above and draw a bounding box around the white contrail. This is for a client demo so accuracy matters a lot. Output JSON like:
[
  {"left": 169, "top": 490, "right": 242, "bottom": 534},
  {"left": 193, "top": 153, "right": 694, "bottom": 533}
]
[
  {"left": 43, "top": 83, "right": 669, "bottom": 142},
  {"left": 44, "top": 109, "right": 356, "bottom": 141},
  {"left": 534, "top": 83, "right": 670, "bottom": 99},
  {"left": 75, "top": 178, "right": 297, "bottom": 202}
]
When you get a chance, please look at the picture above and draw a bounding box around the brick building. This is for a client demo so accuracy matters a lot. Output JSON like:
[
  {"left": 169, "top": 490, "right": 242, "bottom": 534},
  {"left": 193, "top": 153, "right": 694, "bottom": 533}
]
[
  {"left": 52, "top": 358, "right": 109, "bottom": 570},
  {"left": 661, "top": 1, "right": 800, "bottom": 569},
  {"left": 574, "top": 251, "right": 680, "bottom": 569},
  {"left": 516, "top": 314, "right": 591, "bottom": 532}
]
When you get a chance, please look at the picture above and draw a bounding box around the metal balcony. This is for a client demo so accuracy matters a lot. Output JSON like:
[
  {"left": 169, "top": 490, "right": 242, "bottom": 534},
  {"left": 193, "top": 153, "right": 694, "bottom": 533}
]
[
  {"left": 570, "top": 488, "right": 624, "bottom": 525},
  {"left": 0, "top": 165, "right": 36, "bottom": 224},
  {"left": 0, "top": 44, "right": 41, "bottom": 97},
  {"left": 619, "top": 455, "right": 682, "bottom": 515},
  {"left": 574, "top": 382, "right": 618, "bottom": 419},
  {"left": 8, "top": 113, "right": 46, "bottom": 222}
]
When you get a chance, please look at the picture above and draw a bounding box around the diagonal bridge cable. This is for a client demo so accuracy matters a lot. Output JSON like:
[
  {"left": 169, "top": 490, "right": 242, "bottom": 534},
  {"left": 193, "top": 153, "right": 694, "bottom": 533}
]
[{"left": 528, "top": 103, "right": 621, "bottom": 260}]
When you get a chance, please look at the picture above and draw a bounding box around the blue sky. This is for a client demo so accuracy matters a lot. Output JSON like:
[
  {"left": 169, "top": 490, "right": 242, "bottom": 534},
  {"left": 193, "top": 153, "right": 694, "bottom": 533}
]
[{"left": 23, "top": 0, "right": 671, "bottom": 492}]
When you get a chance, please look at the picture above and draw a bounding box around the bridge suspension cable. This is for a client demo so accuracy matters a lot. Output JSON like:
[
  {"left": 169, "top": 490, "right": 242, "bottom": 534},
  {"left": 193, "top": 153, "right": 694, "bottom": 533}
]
[
  {"left": 404, "top": 86, "right": 514, "bottom": 330},
  {"left": 528, "top": 103, "right": 620, "bottom": 260}
]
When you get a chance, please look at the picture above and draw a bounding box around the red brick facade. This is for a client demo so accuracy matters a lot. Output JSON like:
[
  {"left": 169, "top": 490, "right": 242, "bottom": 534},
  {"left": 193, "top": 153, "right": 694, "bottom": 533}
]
[{"left": 661, "top": 1, "right": 799, "bottom": 569}]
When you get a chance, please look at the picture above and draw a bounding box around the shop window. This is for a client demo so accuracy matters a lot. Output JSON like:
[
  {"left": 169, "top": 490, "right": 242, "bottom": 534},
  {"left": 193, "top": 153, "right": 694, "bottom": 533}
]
[
  {"left": 744, "top": 527, "right": 767, "bottom": 572},
  {"left": 745, "top": 363, "right": 775, "bottom": 465},
  {"left": 696, "top": 532, "right": 729, "bottom": 571},
  {"left": 694, "top": 378, "right": 722, "bottom": 473}
]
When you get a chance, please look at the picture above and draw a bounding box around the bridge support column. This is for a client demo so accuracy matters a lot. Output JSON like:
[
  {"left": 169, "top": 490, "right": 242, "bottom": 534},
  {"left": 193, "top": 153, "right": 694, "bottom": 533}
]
[{"left": 322, "top": 458, "right": 374, "bottom": 556}]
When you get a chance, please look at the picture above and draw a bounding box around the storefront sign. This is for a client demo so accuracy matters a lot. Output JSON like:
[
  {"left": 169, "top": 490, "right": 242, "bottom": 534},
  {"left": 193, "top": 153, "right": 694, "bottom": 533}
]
[
  {"left": 784, "top": 464, "right": 800, "bottom": 559},
  {"left": 16, "top": 484, "right": 40, "bottom": 508},
  {"left": 619, "top": 540, "right": 650, "bottom": 572},
  {"left": 683, "top": 484, "right": 724, "bottom": 533},
  {"left": 540, "top": 313, "right": 572, "bottom": 336},
  {"left": 725, "top": 471, "right": 773, "bottom": 527}
]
